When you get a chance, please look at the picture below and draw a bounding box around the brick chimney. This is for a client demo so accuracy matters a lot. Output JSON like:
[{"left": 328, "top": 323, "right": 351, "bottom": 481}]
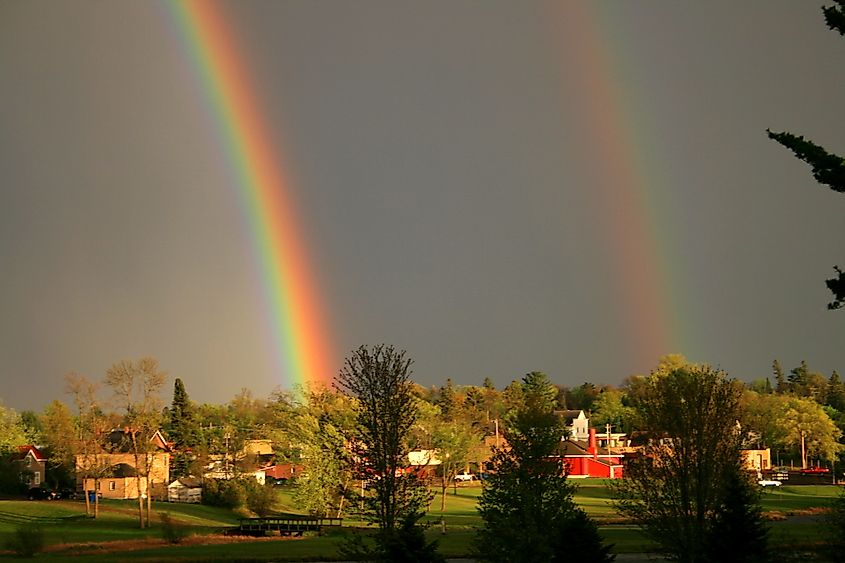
[{"left": 589, "top": 428, "right": 597, "bottom": 459}]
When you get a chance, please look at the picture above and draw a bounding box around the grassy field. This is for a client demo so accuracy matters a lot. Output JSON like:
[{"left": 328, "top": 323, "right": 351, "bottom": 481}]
[{"left": 0, "top": 481, "right": 838, "bottom": 561}]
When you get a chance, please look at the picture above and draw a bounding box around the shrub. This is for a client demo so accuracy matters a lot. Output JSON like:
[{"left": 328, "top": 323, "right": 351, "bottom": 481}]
[
  {"left": 5, "top": 524, "right": 45, "bottom": 558},
  {"left": 158, "top": 512, "right": 185, "bottom": 544},
  {"left": 202, "top": 478, "right": 246, "bottom": 509},
  {"left": 243, "top": 480, "right": 278, "bottom": 517}
]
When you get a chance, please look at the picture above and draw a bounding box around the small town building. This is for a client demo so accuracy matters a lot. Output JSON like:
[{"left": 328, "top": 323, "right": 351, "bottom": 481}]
[
  {"left": 167, "top": 476, "right": 202, "bottom": 503},
  {"left": 75, "top": 429, "right": 171, "bottom": 500},
  {"left": 14, "top": 445, "right": 47, "bottom": 488},
  {"left": 562, "top": 428, "right": 625, "bottom": 479},
  {"left": 555, "top": 410, "right": 590, "bottom": 441}
]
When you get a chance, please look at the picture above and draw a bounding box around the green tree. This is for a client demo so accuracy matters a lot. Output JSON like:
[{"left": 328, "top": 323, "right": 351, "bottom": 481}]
[
  {"left": 705, "top": 466, "right": 769, "bottom": 563},
  {"left": 778, "top": 395, "right": 843, "bottom": 467},
  {"left": 0, "top": 403, "right": 27, "bottom": 451},
  {"left": 825, "top": 486, "right": 845, "bottom": 561},
  {"left": 293, "top": 387, "right": 357, "bottom": 518},
  {"left": 611, "top": 365, "right": 763, "bottom": 563},
  {"left": 436, "top": 378, "right": 459, "bottom": 421},
  {"left": 335, "top": 345, "right": 439, "bottom": 561},
  {"left": 589, "top": 388, "right": 635, "bottom": 434},
  {"left": 430, "top": 419, "right": 481, "bottom": 523},
  {"left": 767, "top": 1, "right": 845, "bottom": 309},
  {"left": 828, "top": 371, "right": 845, "bottom": 411},
  {"left": 462, "top": 386, "right": 487, "bottom": 427},
  {"left": 38, "top": 400, "right": 76, "bottom": 488},
  {"left": 567, "top": 382, "right": 600, "bottom": 412},
  {"left": 476, "top": 372, "right": 612, "bottom": 563},
  {"left": 773, "top": 360, "right": 787, "bottom": 394},
  {"left": 166, "top": 378, "right": 198, "bottom": 479}
]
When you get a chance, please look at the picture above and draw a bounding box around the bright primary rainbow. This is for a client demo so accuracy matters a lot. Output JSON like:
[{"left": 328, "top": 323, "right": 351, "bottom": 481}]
[{"left": 166, "top": 0, "right": 334, "bottom": 389}]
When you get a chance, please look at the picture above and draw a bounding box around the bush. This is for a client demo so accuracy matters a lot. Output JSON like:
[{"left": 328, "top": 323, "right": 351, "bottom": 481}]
[
  {"left": 202, "top": 477, "right": 277, "bottom": 515},
  {"left": 202, "top": 478, "right": 247, "bottom": 509},
  {"left": 242, "top": 480, "right": 278, "bottom": 517},
  {"left": 5, "top": 524, "right": 45, "bottom": 558},
  {"left": 158, "top": 512, "right": 185, "bottom": 544}
]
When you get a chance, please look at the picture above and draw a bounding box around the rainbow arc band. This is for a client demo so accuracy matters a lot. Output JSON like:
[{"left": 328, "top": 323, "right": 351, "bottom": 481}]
[{"left": 168, "top": 0, "right": 334, "bottom": 389}]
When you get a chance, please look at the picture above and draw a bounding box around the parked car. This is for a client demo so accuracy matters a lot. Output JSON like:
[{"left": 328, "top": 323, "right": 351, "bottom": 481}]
[
  {"left": 454, "top": 472, "right": 475, "bottom": 482},
  {"left": 27, "top": 487, "right": 56, "bottom": 500},
  {"left": 56, "top": 487, "right": 78, "bottom": 500},
  {"left": 800, "top": 466, "right": 830, "bottom": 474},
  {"left": 758, "top": 479, "right": 782, "bottom": 487}
]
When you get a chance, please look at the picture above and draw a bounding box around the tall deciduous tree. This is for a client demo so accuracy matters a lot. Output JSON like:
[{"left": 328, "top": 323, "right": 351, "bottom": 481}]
[
  {"left": 475, "top": 372, "right": 613, "bottom": 563},
  {"left": 767, "top": 1, "right": 845, "bottom": 309},
  {"left": 65, "top": 372, "right": 110, "bottom": 518},
  {"left": 0, "top": 403, "right": 27, "bottom": 451},
  {"left": 335, "top": 344, "right": 440, "bottom": 561},
  {"left": 104, "top": 357, "right": 167, "bottom": 529},
  {"left": 589, "top": 388, "right": 635, "bottom": 434},
  {"left": 293, "top": 386, "right": 356, "bottom": 518},
  {"left": 612, "top": 365, "right": 766, "bottom": 563},
  {"left": 38, "top": 400, "right": 76, "bottom": 488}
]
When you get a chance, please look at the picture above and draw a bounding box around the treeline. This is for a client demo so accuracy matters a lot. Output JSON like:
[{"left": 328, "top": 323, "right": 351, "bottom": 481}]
[{"left": 1, "top": 353, "right": 844, "bottom": 495}]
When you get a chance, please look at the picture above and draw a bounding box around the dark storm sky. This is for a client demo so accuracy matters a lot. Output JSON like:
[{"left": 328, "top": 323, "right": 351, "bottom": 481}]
[{"left": 1, "top": 1, "right": 843, "bottom": 411}]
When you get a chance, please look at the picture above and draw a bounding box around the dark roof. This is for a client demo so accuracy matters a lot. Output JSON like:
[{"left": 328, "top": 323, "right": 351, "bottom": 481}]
[
  {"left": 13, "top": 445, "right": 46, "bottom": 462},
  {"left": 172, "top": 476, "right": 202, "bottom": 488},
  {"left": 558, "top": 439, "right": 613, "bottom": 457},
  {"left": 105, "top": 429, "right": 171, "bottom": 453},
  {"left": 554, "top": 410, "right": 586, "bottom": 421},
  {"left": 110, "top": 463, "right": 138, "bottom": 478}
]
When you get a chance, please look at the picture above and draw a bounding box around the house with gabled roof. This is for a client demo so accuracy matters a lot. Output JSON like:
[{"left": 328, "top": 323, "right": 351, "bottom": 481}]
[
  {"left": 14, "top": 445, "right": 47, "bottom": 488},
  {"left": 555, "top": 410, "right": 590, "bottom": 441},
  {"left": 75, "top": 429, "right": 171, "bottom": 500},
  {"left": 561, "top": 428, "right": 625, "bottom": 479}
]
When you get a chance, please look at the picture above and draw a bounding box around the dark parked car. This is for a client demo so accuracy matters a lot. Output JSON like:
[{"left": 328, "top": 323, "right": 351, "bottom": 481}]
[
  {"left": 55, "top": 487, "right": 78, "bottom": 500},
  {"left": 27, "top": 487, "right": 56, "bottom": 500}
]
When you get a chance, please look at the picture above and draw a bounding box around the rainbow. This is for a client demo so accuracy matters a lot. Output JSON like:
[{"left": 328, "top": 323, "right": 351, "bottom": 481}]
[
  {"left": 552, "top": 4, "right": 686, "bottom": 371},
  {"left": 166, "top": 0, "right": 334, "bottom": 389}
]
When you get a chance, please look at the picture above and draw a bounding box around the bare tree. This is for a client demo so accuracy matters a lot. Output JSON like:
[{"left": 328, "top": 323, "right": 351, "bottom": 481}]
[
  {"left": 65, "top": 372, "right": 110, "bottom": 518},
  {"left": 335, "top": 345, "right": 440, "bottom": 561},
  {"left": 104, "top": 358, "right": 167, "bottom": 528}
]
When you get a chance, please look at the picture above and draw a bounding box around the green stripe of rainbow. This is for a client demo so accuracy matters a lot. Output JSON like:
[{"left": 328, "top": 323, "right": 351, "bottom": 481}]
[{"left": 167, "top": 0, "right": 333, "bottom": 388}]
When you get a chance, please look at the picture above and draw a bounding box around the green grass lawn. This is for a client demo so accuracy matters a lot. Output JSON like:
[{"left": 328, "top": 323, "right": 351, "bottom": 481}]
[{"left": 0, "top": 482, "right": 839, "bottom": 561}]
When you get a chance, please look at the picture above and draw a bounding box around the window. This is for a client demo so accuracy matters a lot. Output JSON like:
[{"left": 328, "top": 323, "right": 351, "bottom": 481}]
[
  {"left": 109, "top": 481, "right": 116, "bottom": 491},
  {"left": 96, "top": 481, "right": 100, "bottom": 490},
  {"left": 33, "top": 471, "right": 40, "bottom": 486}
]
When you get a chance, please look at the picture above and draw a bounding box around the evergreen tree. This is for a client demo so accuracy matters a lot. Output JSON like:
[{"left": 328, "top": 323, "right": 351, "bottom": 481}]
[
  {"left": 773, "top": 360, "right": 787, "bottom": 394},
  {"left": 436, "top": 378, "right": 458, "bottom": 421},
  {"left": 167, "top": 378, "right": 197, "bottom": 479},
  {"left": 828, "top": 371, "right": 845, "bottom": 411},
  {"left": 767, "top": 0, "right": 845, "bottom": 309},
  {"left": 475, "top": 372, "right": 613, "bottom": 563},
  {"left": 705, "top": 466, "right": 770, "bottom": 563},
  {"left": 825, "top": 485, "right": 845, "bottom": 562}
]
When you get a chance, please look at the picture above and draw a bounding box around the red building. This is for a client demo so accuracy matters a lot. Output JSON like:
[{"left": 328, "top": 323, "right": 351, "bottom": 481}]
[{"left": 562, "top": 428, "right": 624, "bottom": 479}]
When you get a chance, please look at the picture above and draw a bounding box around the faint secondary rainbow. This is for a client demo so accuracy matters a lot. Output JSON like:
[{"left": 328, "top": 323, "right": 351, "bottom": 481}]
[
  {"left": 552, "top": 4, "right": 687, "bottom": 371},
  {"left": 166, "top": 0, "right": 334, "bottom": 388}
]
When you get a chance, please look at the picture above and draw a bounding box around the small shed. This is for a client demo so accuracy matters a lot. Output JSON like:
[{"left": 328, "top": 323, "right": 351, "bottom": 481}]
[{"left": 168, "top": 477, "right": 202, "bottom": 503}]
